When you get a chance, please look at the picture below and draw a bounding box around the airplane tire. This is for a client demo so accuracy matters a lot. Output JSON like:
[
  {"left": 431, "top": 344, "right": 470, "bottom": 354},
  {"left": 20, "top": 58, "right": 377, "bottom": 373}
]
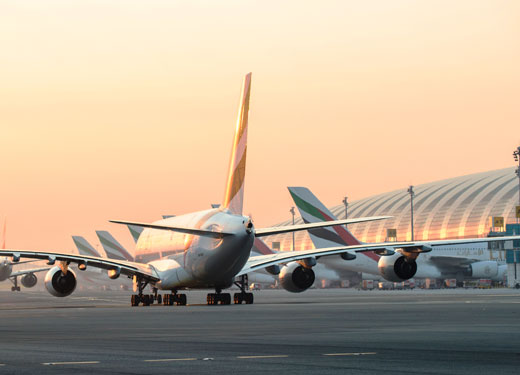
[
  {"left": 142, "top": 295, "right": 150, "bottom": 306},
  {"left": 246, "top": 293, "right": 254, "bottom": 304},
  {"left": 149, "top": 294, "right": 154, "bottom": 305},
  {"left": 221, "top": 293, "right": 231, "bottom": 305},
  {"left": 131, "top": 294, "right": 140, "bottom": 306},
  {"left": 177, "top": 294, "right": 187, "bottom": 306},
  {"left": 207, "top": 293, "right": 219, "bottom": 305},
  {"left": 233, "top": 293, "right": 243, "bottom": 304},
  {"left": 157, "top": 295, "right": 162, "bottom": 304}
]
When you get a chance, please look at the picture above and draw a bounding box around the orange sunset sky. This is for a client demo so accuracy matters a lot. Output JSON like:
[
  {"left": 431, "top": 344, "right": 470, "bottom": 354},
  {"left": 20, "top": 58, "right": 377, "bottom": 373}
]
[{"left": 1, "top": 0, "right": 519, "bottom": 253}]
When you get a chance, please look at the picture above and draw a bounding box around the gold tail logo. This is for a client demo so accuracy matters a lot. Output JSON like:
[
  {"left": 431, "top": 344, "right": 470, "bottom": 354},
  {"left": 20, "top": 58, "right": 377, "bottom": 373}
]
[{"left": 222, "top": 73, "right": 252, "bottom": 215}]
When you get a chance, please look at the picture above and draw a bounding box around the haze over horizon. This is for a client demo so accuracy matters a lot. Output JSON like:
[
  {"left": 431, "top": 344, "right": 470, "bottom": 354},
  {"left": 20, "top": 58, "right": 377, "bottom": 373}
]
[{"left": 1, "top": 0, "right": 519, "bottom": 252}]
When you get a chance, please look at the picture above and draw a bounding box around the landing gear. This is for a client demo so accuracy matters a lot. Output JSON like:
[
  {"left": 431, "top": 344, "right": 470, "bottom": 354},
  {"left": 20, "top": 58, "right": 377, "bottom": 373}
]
[
  {"left": 232, "top": 275, "right": 254, "bottom": 304},
  {"left": 162, "top": 292, "right": 187, "bottom": 306},
  {"left": 233, "top": 292, "right": 253, "bottom": 304},
  {"left": 130, "top": 276, "right": 149, "bottom": 307},
  {"left": 10, "top": 276, "right": 21, "bottom": 292},
  {"left": 206, "top": 292, "right": 231, "bottom": 305}
]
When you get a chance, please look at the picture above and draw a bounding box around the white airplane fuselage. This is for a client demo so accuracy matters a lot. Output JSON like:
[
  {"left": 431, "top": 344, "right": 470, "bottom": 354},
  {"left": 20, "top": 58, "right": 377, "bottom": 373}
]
[
  {"left": 321, "top": 242, "right": 507, "bottom": 281},
  {"left": 135, "top": 209, "right": 254, "bottom": 290}
]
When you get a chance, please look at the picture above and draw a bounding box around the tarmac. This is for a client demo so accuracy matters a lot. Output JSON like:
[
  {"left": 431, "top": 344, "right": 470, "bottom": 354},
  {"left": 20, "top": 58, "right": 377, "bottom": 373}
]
[{"left": 0, "top": 287, "right": 519, "bottom": 374}]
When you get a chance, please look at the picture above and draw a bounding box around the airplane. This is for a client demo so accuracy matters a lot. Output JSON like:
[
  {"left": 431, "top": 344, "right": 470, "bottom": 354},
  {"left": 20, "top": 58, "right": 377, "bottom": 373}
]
[
  {"left": 72, "top": 236, "right": 103, "bottom": 258},
  {"left": 0, "top": 73, "right": 517, "bottom": 307},
  {"left": 0, "top": 221, "right": 49, "bottom": 291},
  {"left": 96, "top": 231, "right": 134, "bottom": 261},
  {"left": 287, "top": 186, "right": 509, "bottom": 288}
]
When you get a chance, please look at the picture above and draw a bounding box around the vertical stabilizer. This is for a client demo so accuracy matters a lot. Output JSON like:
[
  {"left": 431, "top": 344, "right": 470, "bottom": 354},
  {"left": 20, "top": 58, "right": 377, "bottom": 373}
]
[
  {"left": 222, "top": 73, "right": 252, "bottom": 215},
  {"left": 96, "top": 231, "right": 134, "bottom": 261},
  {"left": 127, "top": 225, "right": 144, "bottom": 243},
  {"left": 72, "top": 236, "right": 103, "bottom": 258},
  {"left": 288, "top": 187, "right": 363, "bottom": 248}
]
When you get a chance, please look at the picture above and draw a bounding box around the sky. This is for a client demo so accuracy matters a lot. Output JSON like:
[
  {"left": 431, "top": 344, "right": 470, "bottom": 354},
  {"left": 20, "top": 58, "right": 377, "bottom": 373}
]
[{"left": 0, "top": 0, "right": 519, "bottom": 253}]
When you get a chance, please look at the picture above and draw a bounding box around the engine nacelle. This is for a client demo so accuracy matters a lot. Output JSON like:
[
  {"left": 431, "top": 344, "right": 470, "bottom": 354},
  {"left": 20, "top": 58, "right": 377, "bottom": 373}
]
[
  {"left": 21, "top": 273, "right": 38, "bottom": 288},
  {"left": 466, "top": 261, "right": 498, "bottom": 279},
  {"left": 493, "top": 265, "right": 507, "bottom": 282},
  {"left": 44, "top": 267, "right": 77, "bottom": 297},
  {"left": 279, "top": 262, "right": 315, "bottom": 293},
  {"left": 378, "top": 253, "right": 417, "bottom": 282}
]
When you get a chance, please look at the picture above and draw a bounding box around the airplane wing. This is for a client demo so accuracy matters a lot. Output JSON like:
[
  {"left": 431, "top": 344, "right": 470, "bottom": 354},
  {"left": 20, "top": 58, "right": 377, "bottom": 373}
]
[
  {"left": 427, "top": 255, "right": 479, "bottom": 268},
  {"left": 10, "top": 267, "right": 51, "bottom": 278},
  {"left": 254, "top": 216, "right": 391, "bottom": 237},
  {"left": 0, "top": 249, "right": 160, "bottom": 282},
  {"left": 110, "top": 220, "right": 233, "bottom": 238},
  {"left": 237, "top": 235, "right": 520, "bottom": 275}
]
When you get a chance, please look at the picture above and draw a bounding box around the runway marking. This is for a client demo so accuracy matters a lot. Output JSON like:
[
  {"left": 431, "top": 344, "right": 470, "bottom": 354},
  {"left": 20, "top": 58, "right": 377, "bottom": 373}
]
[
  {"left": 237, "top": 355, "right": 289, "bottom": 359},
  {"left": 323, "top": 352, "right": 377, "bottom": 356},
  {"left": 42, "top": 361, "right": 100, "bottom": 366},
  {"left": 144, "top": 358, "right": 197, "bottom": 362}
]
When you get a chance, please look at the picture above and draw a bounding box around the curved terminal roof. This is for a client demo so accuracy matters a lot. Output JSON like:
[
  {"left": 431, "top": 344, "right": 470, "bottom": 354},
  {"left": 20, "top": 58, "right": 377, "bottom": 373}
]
[{"left": 265, "top": 167, "right": 520, "bottom": 251}]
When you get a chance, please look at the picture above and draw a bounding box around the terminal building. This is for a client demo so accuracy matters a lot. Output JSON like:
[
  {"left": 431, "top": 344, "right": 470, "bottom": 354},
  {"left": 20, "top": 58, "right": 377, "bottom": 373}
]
[{"left": 265, "top": 167, "right": 520, "bottom": 252}]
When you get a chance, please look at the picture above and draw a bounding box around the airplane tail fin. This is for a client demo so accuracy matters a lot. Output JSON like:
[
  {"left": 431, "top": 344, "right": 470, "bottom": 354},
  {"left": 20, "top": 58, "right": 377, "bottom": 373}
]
[
  {"left": 126, "top": 225, "right": 144, "bottom": 244},
  {"left": 72, "top": 236, "right": 102, "bottom": 258},
  {"left": 95, "top": 230, "right": 134, "bottom": 261},
  {"left": 222, "top": 73, "right": 252, "bottom": 215},
  {"left": 288, "top": 187, "right": 363, "bottom": 247}
]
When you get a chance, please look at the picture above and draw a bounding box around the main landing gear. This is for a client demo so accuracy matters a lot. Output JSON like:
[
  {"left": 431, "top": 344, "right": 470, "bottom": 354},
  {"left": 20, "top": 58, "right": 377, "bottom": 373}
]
[
  {"left": 163, "top": 292, "right": 187, "bottom": 306},
  {"left": 129, "top": 279, "right": 188, "bottom": 307},
  {"left": 10, "top": 276, "right": 21, "bottom": 292},
  {"left": 130, "top": 277, "right": 154, "bottom": 306},
  {"left": 207, "top": 290, "right": 231, "bottom": 305},
  {"left": 232, "top": 275, "right": 254, "bottom": 305}
]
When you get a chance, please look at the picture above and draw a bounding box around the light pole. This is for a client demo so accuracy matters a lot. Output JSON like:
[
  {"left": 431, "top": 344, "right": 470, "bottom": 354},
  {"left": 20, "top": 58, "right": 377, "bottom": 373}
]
[
  {"left": 290, "top": 206, "right": 296, "bottom": 251},
  {"left": 342, "top": 196, "right": 349, "bottom": 223},
  {"left": 407, "top": 185, "right": 415, "bottom": 241},
  {"left": 514, "top": 146, "right": 520, "bottom": 223}
]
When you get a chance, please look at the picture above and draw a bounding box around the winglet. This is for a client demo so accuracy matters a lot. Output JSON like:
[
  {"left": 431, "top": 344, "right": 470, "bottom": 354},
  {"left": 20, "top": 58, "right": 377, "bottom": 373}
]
[{"left": 222, "top": 73, "right": 252, "bottom": 215}]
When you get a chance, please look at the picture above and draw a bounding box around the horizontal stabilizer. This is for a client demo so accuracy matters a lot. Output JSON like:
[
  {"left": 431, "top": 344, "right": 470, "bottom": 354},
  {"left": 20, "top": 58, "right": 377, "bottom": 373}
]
[
  {"left": 110, "top": 220, "right": 233, "bottom": 238},
  {"left": 254, "top": 216, "right": 391, "bottom": 237}
]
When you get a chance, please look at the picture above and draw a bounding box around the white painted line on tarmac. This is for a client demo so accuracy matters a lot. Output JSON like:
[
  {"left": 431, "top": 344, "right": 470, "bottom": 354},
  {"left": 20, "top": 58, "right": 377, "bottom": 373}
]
[
  {"left": 323, "top": 352, "right": 377, "bottom": 356},
  {"left": 237, "top": 355, "right": 289, "bottom": 359},
  {"left": 144, "top": 358, "right": 197, "bottom": 362},
  {"left": 42, "top": 361, "right": 100, "bottom": 366}
]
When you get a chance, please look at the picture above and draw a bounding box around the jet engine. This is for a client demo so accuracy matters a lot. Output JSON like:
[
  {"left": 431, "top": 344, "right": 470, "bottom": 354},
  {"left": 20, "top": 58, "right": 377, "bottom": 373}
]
[
  {"left": 465, "top": 261, "right": 498, "bottom": 279},
  {"left": 44, "top": 267, "right": 77, "bottom": 297},
  {"left": 279, "top": 262, "right": 315, "bottom": 293},
  {"left": 21, "top": 273, "right": 37, "bottom": 288},
  {"left": 378, "top": 252, "right": 417, "bottom": 282},
  {"left": 492, "top": 265, "right": 507, "bottom": 282}
]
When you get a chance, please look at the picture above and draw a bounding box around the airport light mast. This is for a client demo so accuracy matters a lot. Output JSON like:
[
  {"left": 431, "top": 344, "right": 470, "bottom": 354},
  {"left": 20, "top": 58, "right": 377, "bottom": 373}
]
[
  {"left": 514, "top": 146, "right": 520, "bottom": 223},
  {"left": 408, "top": 185, "right": 415, "bottom": 241},
  {"left": 342, "top": 196, "right": 348, "bottom": 225},
  {"left": 290, "top": 206, "right": 296, "bottom": 251}
]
